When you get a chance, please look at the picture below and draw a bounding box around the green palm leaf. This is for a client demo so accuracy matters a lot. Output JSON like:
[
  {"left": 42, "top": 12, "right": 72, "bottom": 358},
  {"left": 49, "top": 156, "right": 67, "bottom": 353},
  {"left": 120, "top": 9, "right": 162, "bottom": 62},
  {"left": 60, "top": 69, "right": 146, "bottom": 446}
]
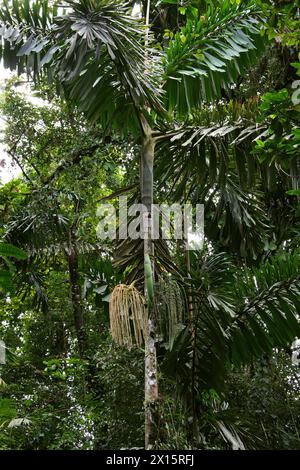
[
  {"left": 0, "top": 243, "right": 27, "bottom": 293},
  {"left": 0, "top": 0, "right": 163, "bottom": 127},
  {"left": 163, "top": 252, "right": 300, "bottom": 397},
  {"left": 0, "top": 242, "right": 27, "bottom": 260},
  {"left": 230, "top": 253, "right": 300, "bottom": 363},
  {"left": 163, "top": 0, "right": 267, "bottom": 114}
]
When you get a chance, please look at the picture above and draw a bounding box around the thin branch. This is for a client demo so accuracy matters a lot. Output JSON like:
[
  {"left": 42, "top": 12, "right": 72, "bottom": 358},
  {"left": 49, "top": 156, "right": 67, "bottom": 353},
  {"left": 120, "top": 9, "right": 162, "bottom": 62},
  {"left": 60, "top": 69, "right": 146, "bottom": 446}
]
[
  {"left": 42, "top": 143, "right": 100, "bottom": 185},
  {"left": 6, "top": 150, "right": 33, "bottom": 184}
]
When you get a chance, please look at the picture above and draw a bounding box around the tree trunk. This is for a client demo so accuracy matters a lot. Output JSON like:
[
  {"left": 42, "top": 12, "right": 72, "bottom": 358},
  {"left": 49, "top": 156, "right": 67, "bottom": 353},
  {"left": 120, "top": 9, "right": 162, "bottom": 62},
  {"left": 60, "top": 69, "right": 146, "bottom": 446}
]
[
  {"left": 67, "top": 236, "right": 86, "bottom": 357},
  {"left": 140, "top": 116, "right": 159, "bottom": 449}
]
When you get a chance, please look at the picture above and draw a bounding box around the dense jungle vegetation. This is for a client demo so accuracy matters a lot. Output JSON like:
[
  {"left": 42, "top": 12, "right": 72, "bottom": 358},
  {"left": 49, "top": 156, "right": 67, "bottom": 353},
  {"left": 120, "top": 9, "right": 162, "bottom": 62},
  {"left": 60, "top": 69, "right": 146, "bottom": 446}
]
[{"left": 0, "top": 0, "right": 299, "bottom": 450}]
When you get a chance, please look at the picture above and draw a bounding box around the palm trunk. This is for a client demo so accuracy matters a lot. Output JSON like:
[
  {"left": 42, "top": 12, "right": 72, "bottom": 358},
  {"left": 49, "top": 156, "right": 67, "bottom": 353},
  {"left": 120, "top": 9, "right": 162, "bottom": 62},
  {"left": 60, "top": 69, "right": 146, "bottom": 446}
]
[
  {"left": 185, "top": 248, "right": 194, "bottom": 324},
  {"left": 140, "top": 116, "right": 159, "bottom": 449},
  {"left": 67, "top": 236, "right": 86, "bottom": 357}
]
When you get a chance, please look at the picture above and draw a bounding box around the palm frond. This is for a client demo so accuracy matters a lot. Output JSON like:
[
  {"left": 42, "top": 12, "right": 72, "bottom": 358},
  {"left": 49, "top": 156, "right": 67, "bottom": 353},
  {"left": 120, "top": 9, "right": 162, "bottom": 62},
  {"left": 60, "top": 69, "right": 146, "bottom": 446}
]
[
  {"left": 0, "top": 242, "right": 27, "bottom": 293},
  {"left": 0, "top": 0, "right": 56, "bottom": 75},
  {"left": 155, "top": 118, "right": 270, "bottom": 258},
  {"left": 163, "top": 252, "right": 300, "bottom": 398},
  {"left": 0, "top": 0, "right": 163, "bottom": 127},
  {"left": 156, "top": 118, "right": 261, "bottom": 197},
  {"left": 163, "top": 0, "right": 267, "bottom": 114},
  {"left": 229, "top": 252, "right": 300, "bottom": 363},
  {"left": 0, "top": 242, "right": 27, "bottom": 260}
]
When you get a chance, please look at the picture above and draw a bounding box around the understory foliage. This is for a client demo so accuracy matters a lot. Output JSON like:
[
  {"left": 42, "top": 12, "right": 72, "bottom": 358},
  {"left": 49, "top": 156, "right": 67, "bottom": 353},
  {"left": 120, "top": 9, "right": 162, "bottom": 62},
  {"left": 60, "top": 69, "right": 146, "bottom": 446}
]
[{"left": 0, "top": 0, "right": 299, "bottom": 450}]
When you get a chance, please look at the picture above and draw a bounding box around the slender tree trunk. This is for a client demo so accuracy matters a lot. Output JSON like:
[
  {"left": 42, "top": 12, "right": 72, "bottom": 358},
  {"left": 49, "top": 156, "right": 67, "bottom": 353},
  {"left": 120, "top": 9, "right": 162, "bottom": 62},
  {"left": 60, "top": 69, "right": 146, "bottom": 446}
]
[
  {"left": 183, "top": 209, "right": 197, "bottom": 443},
  {"left": 140, "top": 115, "right": 159, "bottom": 449},
  {"left": 67, "top": 235, "right": 86, "bottom": 357},
  {"left": 185, "top": 248, "right": 194, "bottom": 325}
]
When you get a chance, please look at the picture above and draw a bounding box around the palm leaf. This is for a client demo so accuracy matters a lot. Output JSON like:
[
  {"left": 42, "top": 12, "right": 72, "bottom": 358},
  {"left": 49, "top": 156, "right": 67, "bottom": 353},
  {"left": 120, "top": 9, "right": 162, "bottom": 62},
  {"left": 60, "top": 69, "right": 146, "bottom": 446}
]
[
  {"left": 0, "top": 242, "right": 27, "bottom": 260},
  {"left": 0, "top": 0, "right": 163, "bottom": 128},
  {"left": 155, "top": 115, "right": 269, "bottom": 258},
  {"left": 163, "top": 0, "right": 267, "bottom": 114},
  {"left": 163, "top": 252, "right": 300, "bottom": 398}
]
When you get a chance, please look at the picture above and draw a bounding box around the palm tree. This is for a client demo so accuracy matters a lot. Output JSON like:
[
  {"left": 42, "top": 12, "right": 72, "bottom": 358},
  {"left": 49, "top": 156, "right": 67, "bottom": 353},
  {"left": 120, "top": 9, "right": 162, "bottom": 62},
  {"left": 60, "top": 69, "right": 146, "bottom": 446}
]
[
  {"left": 161, "top": 250, "right": 300, "bottom": 446},
  {"left": 0, "top": 0, "right": 274, "bottom": 448}
]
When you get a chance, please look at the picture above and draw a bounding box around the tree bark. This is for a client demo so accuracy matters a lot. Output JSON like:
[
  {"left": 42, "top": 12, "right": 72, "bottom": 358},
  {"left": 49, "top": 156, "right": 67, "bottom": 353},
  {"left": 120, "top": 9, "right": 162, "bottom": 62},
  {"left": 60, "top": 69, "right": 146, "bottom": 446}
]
[
  {"left": 67, "top": 236, "right": 86, "bottom": 357},
  {"left": 140, "top": 116, "right": 159, "bottom": 449}
]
